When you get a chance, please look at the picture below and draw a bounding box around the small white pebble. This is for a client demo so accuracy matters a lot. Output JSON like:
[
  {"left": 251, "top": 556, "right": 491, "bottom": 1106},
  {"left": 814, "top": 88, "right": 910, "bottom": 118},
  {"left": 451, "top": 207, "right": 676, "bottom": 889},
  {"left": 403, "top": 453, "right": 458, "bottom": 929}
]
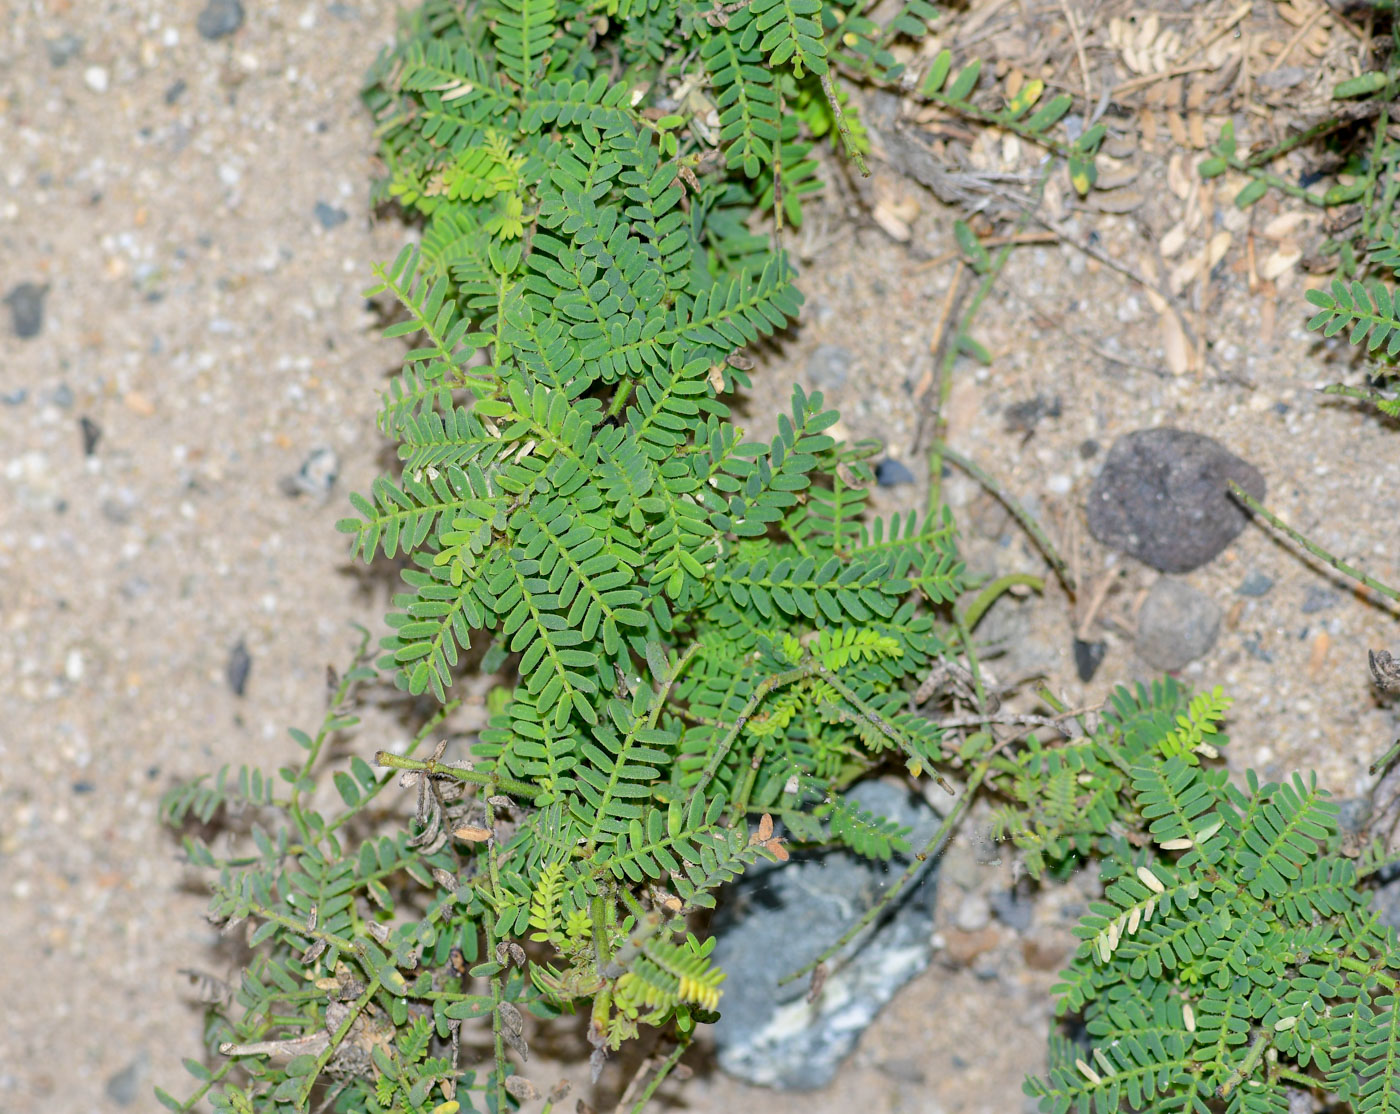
[
  {"left": 84, "top": 66, "right": 109, "bottom": 93},
  {"left": 1047, "top": 473, "right": 1072, "bottom": 495},
  {"left": 65, "top": 649, "right": 84, "bottom": 682},
  {"left": 954, "top": 892, "right": 991, "bottom": 932}
]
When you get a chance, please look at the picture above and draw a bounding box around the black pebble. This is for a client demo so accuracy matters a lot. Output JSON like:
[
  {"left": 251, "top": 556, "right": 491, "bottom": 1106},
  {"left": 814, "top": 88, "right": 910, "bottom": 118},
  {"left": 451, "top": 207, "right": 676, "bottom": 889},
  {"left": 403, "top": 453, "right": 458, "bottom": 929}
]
[
  {"left": 5, "top": 283, "right": 48, "bottom": 339},
  {"left": 314, "top": 201, "right": 349, "bottom": 230},
  {"left": 875, "top": 457, "right": 916, "bottom": 487},
  {"left": 197, "top": 0, "right": 244, "bottom": 40},
  {"left": 80, "top": 416, "right": 101, "bottom": 456},
  {"left": 226, "top": 639, "right": 251, "bottom": 696},
  {"left": 1073, "top": 638, "right": 1107, "bottom": 682},
  {"left": 72, "top": 780, "right": 95, "bottom": 794}
]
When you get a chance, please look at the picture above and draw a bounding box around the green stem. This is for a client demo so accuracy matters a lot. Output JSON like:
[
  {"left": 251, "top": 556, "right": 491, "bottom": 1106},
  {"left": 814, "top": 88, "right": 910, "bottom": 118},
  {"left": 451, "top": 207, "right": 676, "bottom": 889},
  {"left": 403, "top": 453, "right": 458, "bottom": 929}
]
[
  {"left": 1228, "top": 480, "right": 1400, "bottom": 603},
  {"left": 625, "top": 1036, "right": 692, "bottom": 1114},
  {"left": 297, "top": 974, "right": 382, "bottom": 1108},
  {"left": 961, "top": 572, "right": 1044, "bottom": 631},
  {"left": 778, "top": 758, "right": 991, "bottom": 987},
  {"left": 928, "top": 162, "right": 1052, "bottom": 511},
  {"left": 692, "top": 662, "right": 814, "bottom": 795},
  {"left": 940, "top": 442, "right": 1076, "bottom": 593},
  {"left": 484, "top": 794, "right": 509, "bottom": 1114},
  {"left": 374, "top": 750, "right": 539, "bottom": 798},
  {"left": 819, "top": 72, "right": 868, "bottom": 176}
]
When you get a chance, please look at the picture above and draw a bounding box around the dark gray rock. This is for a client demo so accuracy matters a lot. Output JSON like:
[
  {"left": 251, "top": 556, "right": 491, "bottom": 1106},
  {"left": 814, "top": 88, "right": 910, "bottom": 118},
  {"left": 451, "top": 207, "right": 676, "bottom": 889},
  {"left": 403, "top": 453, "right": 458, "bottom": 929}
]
[
  {"left": 1086, "top": 428, "right": 1265, "bottom": 573},
  {"left": 875, "top": 457, "right": 916, "bottom": 487},
  {"left": 806, "top": 344, "right": 852, "bottom": 390},
  {"left": 1135, "top": 578, "right": 1221, "bottom": 671},
  {"left": 1073, "top": 638, "right": 1106, "bottom": 682},
  {"left": 105, "top": 1053, "right": 147, "bottom": 1106},
  {"left": 196, "top": 0, "right": 244, "bottom": 40},
  {"left": 314, "top": 201, "right": 349, "bottom": 230},
  {"left": 988, "top": 887, "right": 1035, "bottom": 933},
  {"left": 1301, "top": 586, "right": 1340, "bottom": 614},
  {"left": 1237, "top": 570, "right": 1274, "bottom": 597},
  {"left": 165, "top": 79, "right": 187, "bottom": 104},
  {"left": 227, "top": 640, "right": 251, "bottom": 696},
  {"left": 710, "top": 779, "right": 941, "bottom": 1089},
  {"left": 5, "top": 283, "right": 48, "bottom": 339},
  {"left": 46, "top": 32, "right": 83, "bottom": 67}
]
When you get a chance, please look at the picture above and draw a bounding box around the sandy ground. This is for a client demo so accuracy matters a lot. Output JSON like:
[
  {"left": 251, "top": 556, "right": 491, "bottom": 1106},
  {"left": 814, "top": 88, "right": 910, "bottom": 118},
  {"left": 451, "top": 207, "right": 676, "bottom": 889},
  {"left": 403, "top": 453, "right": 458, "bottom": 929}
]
[{"left": 4, "top": 2, "right": 1399, "bottom": 1113}]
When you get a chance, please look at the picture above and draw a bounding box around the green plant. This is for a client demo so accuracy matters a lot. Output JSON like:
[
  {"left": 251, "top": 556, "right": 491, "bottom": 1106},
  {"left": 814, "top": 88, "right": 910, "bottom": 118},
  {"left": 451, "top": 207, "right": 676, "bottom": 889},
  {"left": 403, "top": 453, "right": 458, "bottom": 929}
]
[
  {"left": 169, "top": 0, "right": 1386, "bottom": 1110},
  {"left": 1024, "top": 727, "right": 1400, "bottom": 1113}
]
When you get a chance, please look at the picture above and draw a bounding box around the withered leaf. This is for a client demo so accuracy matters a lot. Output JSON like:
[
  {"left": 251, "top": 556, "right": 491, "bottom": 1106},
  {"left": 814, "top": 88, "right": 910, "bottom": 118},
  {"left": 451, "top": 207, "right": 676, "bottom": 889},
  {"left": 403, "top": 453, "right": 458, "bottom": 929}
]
[{"left": 454, "top": 825, "right": 493, "bottom": 842}]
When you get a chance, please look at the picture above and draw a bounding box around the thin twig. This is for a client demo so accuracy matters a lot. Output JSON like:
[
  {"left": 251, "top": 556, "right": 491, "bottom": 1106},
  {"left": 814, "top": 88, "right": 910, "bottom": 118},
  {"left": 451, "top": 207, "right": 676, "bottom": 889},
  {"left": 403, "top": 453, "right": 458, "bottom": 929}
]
[
  {"left": 1228, "top": 480, "right": 1400, "bottom": 605},
  {"left": 935, "top": 705, "right": 1100, "bottom": 730},
  {"left": 1059, "top": 0, "right": 1093, "bottom": 104},
  {"left": 1264, "top": 3, "right": 1325, "bottom": 74},
  {"left": 820, "top": 72, "right": 869, "bottom": 177},
  {"left": 939, "top": 442, "right": 1077, "bottom": 595}
]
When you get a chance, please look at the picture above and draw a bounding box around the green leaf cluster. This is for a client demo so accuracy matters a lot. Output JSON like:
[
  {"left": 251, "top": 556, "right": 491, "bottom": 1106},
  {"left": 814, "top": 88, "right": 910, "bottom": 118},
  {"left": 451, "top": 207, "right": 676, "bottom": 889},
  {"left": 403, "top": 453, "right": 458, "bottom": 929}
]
[{"left": 1024, "top": 685, "right": 1400, "bottom": 1114}]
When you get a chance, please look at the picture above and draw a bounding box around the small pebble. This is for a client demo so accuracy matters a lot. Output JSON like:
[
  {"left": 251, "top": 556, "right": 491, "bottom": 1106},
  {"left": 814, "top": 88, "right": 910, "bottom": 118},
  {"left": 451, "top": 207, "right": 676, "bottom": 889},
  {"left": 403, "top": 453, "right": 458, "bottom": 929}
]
[
  {"left": 83, "top": 65, "right": 109, "bottom": 93},
  {"left": 1073, "top": 637, "right": 1106, "bottom": 682},
  {"left": 1003, "top": 393, "right": 1061, "bottom": 433},
  {"left": 72, "top": 780, "right": 95, "bottom": 794},
  {"left": 954, "top": 891, "right": 991, "bottom": 932},
  {"left": 279, "top": 446, "right": 340, "bottom": 499},
  {"left": 942, "top": 925, "right": 998, "bottom": 965},
  {"left": 805, "top": 343, "right": 852, "bottom": 391},
  {"left": 197, "top": 0, "right": 245, "bottom": 40},
  {"left": 165, "top": 79, "right": 187, "bottom": 104},
  {"left": 105, "top": 1054, "right": 147, "bottom": 1106},
  {"left": 1258, "top": 66, "right": 1307, "bottom": 90},
  {"left": 80, "top": 416, "right": 101, "bottom": 456},
  {"left": 875, "top": 457, "right": 916, "bottom": 487},
  {"left": 988, "top": 887, "right": 1035, "bottom": 933},
  {"left": 1078, "top": 439, "right": 1100, "bottom": 459},
  {"left": 1135, "top": 577, "right": 1221, "bottom": 671},
  {"left": 314, "top": 201, "right": 349, "bottom": 230},
  {"left": 49, "top": 383, "right": 75, "bottom": 409},
  {"left": 1301, "top": 586, "right": 1340, "bottom": 614},
  {"left": 1236, "top": 570, "right": 1274, "bottom": 597},
  {"left": 226, "top": 640, "right": 251, "bottom": 696},
  {"left": 1, "top": 388, "right": 27, "bottom": 406},
  {"left": 5, "top": 283, "right": 48, "bottom": 339},
  {"left": 1021, "top": 931, "right": 1073, "bottom": 972},
  {"left": 46, "top": 32, "right": 83, "bottom": 67}
]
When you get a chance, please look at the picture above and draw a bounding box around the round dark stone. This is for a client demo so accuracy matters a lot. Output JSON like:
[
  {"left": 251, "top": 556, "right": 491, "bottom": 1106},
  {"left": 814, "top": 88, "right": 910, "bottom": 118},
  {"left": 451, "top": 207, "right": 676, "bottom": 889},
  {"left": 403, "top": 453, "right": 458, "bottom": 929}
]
[
  {"left": 197, "top": 0, "right": 244, "bottom": 40},
  {"left": 1086, "top": 428, "right": 1265, "bottom": 573}
]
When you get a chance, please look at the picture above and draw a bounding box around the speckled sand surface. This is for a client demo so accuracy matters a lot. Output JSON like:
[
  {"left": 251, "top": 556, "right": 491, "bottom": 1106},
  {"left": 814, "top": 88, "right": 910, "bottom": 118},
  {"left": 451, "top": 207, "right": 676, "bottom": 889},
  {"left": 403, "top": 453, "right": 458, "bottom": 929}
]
[{"left": 5, "top": 3, "right": 1400, "bottom": 1114}]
